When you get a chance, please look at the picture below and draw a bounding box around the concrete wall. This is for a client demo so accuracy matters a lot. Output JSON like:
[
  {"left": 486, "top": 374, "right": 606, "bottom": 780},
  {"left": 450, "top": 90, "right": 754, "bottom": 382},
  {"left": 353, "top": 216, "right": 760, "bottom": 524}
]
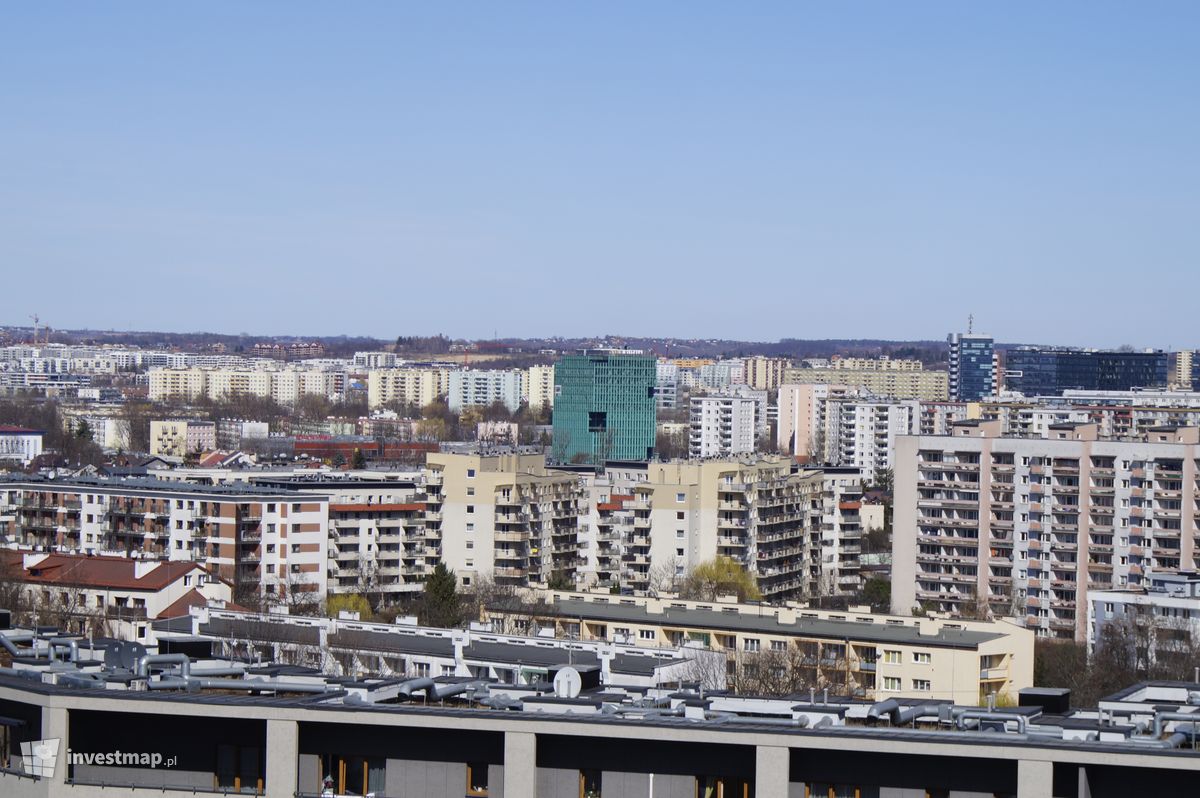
[{"left": 385, "top": 758, "right": 465, "bottom": 798}]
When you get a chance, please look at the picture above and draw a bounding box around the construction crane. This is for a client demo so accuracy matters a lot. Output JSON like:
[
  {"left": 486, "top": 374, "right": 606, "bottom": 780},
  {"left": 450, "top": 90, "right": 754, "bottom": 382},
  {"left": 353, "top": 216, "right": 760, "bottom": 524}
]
[{"left": 28, "top": 314, "right": 39, "bottom": 344}]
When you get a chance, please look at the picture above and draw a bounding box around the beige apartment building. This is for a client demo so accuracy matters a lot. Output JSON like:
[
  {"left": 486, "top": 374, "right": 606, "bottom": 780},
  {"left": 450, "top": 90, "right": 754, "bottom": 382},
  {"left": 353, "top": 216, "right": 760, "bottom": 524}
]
[
  {"left": 783, "top": 365, "right": 949, "bottom": 401},
  {"left": 367, "top": 367, "right": 452, "bottom": 409},
  {"left": 742, "top": 356, "right": 790, "bottom": 391},
  {"left": 424, "top": 453, "right": 588, "bottom": 589},
  {"left": 893, "top": 419, "right": 1200, "bottom": 641},
  {"left": 488, "top": 590, "right": 1034, "bottom": 704},
  {"left": 149, "top": 419, "right": 217, "bottom": 458},
  {"left": 149, "top": 367, "right": 345, "bottom": 405},
  {"left": 829, "top": 356, "right": 925, "bottom": 371},
  {"left": 525, "top": 364, "right": 555, "bottom": 412},
  {"left": 587, "top": 459, "right": 861, "bottom": 602}
]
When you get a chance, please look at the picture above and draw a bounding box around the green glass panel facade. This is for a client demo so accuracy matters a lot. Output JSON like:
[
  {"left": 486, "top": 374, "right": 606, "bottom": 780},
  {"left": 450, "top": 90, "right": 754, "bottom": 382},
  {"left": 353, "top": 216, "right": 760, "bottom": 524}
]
[{"left": 552, "top": 353, "right": 657, "bottom": 464}]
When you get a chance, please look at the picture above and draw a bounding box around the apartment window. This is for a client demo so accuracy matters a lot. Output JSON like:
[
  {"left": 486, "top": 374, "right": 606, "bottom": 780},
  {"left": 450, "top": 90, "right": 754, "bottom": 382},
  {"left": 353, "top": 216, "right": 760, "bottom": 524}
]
[
  {"left": 883, "top": 677, "right": 901, "bottom": 691},
  {"left": 467, "top": 487, "right": 475, "bottom": 496},
  {"left": 467, "top": 469, "right": 476, "bottom": 479},
  {"left": 913, "top": 679, "right": 932, "bottom": 692},
  {"left": 770, "top": 640, "right": 787, "bottom": 652},
  {"left": 291, "top": 544, "right": 301, "bottom": 553},
  {"left": 465, "top": 560, "right": 474, "bottom": 569},
  {"left": 883, "top": 650, "right": 901, "bottom": 664},
  {"left": 639, "top": 629, "right": 655, "bottom": 640},
  {"left": 266, "top": 544, "right": 275, "bottom": 553},
  {"left": 466, "top": 762, "right": 489, "bottom": 796},
  {"left": 615, "top": 627, "right": 631, "bottom": 639},
  {"left": 676, "top": 492, "right": 685, "bottom": 502},
  {"left": 676, "top": 530, "right": 685, "bottom": 538},
  {"left": 676, "top": 511, "right": 685, "bottom": 520},
  {"left": 744, "top": 638, "right": 761, "bottom": 652},
  {"left": 267, "top": 504, "right": 276, "bottom": 512},
  {"left": 466, "top": 523, "right": 475, "bottom": 532},
  {"left": 467, "top": 505, "right": 475, "bottom": 514},
  {"left": 466, "top": 541, "right": 474, "bottom": 550},
  {"left": 913, "top": 652, "right": 931, "bottom": 665},
  {"left": 676, "top": 548, "right": 684, "bottom": 557}
]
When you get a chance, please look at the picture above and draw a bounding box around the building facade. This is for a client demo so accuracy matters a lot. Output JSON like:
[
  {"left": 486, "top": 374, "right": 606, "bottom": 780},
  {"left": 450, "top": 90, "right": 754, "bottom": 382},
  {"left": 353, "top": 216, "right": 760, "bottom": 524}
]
[
  {"left": 1004, "top": 348, "right": 1170, "bottom": 396},
  {"left": 552, "top": 352, "right": 656, "bottom": 464},
  {"left": 948, "top": 332, "right": 996, "bottom": 401},
  {"left": 893, "top": 420, "right": 1200, "bottom": 641},
  {"left": 448, "top": 369, "right": 524, "bottom": 414}
]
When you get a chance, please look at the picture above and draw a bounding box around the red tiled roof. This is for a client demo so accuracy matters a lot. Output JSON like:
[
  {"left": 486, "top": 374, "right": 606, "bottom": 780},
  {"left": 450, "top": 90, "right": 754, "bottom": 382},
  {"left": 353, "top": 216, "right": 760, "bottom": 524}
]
[
  {"left": 3, "top": 551, "right": 204, "bottom": 592},
  {"left": 154, "top": 589, "right": 246, "bottom": 619},
  {"left": 0, "top": 426, "right": 41, "bottom": 434}
]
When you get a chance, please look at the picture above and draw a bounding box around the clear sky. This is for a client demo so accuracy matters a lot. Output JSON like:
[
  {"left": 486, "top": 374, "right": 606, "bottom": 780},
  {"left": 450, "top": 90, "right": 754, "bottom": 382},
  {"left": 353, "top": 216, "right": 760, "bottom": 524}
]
[{"left": 2, "top": 3, "right": 1198, "bottom": 347}]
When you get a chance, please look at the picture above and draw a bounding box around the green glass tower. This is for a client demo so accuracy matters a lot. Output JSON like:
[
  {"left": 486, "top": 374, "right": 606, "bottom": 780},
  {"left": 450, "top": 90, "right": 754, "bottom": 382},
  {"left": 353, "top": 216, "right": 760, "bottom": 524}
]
[{"left": 552, "top": 351, "right": 657, "bottom": 464}]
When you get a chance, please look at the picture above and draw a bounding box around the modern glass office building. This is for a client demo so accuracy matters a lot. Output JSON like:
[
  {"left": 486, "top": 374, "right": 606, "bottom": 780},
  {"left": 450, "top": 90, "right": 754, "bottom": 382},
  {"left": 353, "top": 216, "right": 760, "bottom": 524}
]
[
  {"left": 552, "top": 352, "right": 656, "bottom": 464},
  {"left": 947, "top": 333, "right": 995, "bottom": 401},
  {"left": 1005, "top": 348, "right": 1169, "bottom": 396}
]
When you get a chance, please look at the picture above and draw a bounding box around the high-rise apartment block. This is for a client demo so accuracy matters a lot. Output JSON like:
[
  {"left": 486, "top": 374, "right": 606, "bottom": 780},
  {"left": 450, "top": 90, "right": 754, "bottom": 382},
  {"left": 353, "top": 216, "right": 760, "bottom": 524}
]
[
  {"left": 447, "top": 369, "right": 524, "bottom": 413},
  {"left": 149, "top": 367, "right": 347, "bottom": 405},
  {"left": 742, "top": 356, "right": 790, "bottom": 391},
  {"left": 524, "top": 364, "right": 555, "bottom": 412},
  {"left": 366, "top": 368, "right": 451, "bottom": 409},
  {"left": 424, "top": 452, "right": 588, "bottom": 589},
  {"left": 1004, "top": 348, "right": 1169, "bottom": 396},
  {"left": 552, "top": 351, "right": 656, "bottom": 464},
  {"left": 948, "top": 333, "right": 995, "bottom": 401},
  {"left": 688, "top": 395, "right": 758, "bottom": 458},
  {"left": 894, "top": 419, "right": 1200, "bottom": 640}
]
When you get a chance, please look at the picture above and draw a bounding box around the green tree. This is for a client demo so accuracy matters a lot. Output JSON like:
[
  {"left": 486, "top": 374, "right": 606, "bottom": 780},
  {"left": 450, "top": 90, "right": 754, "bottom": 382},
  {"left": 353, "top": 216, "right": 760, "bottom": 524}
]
[
  {"left": 352, "top": 448, "right": 367, "bottom": 470},
  {"left": 419, "top": 563, "right": 463, "bottom": 628},
  {"left": 860, "top": 578, "right": 891, "bottom": 612},
  {"left": 326, "top": 593, "right": 372, "bottom": 620},
  {"left": 678, "top": 557, "right": 762, "bottom": 602}
]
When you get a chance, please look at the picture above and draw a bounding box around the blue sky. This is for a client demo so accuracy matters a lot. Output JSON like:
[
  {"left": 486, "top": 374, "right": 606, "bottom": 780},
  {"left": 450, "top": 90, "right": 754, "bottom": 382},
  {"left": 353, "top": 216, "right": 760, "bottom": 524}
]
[{"left": 2, "top": 3, "right": 1198, "bottom": 346}]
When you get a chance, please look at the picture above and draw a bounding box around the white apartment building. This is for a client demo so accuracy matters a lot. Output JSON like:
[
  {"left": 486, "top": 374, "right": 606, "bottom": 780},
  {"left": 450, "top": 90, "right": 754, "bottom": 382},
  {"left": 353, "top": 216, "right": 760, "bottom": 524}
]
[
  {"left": 893, "top": 419, "right": 1200, "bottom": 641},
  {"left": 366, "top": 368, "right": 451, "bottom": 409},
  {"left": 823, "top": 399, "right": 918, "bottom": 479},
  {"left": 654, "top": 362, "right": 679, "bottom": 410},
  {"left": 0, "top": 427, "right": 43, "bottom": 465},
  {"left": 688, "top": 395, "right": 757, "bottom": 458},
  {"left": 1088, "top": 572, "right": 1200, "bottom": 660},
  {"left": 353, "top": 351, "right": 399, "bottom": 369},
  {"left": 525, "top": 365, "right": 555, "bottom": 412},
  {"left": 448, "top": 369, "right": 524, "bottom": 414}
]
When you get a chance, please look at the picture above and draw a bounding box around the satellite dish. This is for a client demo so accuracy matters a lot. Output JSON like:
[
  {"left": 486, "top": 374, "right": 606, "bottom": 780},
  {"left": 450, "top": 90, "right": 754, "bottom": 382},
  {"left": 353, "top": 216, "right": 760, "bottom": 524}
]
[{"left": 553, "top": 666, "right": 582, "bottom": 699}]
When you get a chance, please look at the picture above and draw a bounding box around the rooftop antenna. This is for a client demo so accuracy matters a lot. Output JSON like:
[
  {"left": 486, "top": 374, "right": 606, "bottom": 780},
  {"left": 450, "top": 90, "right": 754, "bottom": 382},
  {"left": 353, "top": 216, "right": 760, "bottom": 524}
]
[{"left": 968, "top": 314, "right": 974, "bottom": 335}]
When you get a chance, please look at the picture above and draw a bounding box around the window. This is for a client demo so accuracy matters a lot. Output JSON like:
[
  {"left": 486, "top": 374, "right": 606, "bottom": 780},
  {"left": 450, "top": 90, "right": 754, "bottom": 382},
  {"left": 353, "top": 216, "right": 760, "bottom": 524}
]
[
  {"left": 883, "top": 650, "right": 901, "bottom": 664},
  {"left": 676, "top": 511, "right": 685, "bottom": 520},
  {"left": 615, "top": 627, "right": 631, "bottom": 639},
  {"left": 883, "top": 677, "right": 901, "bottom": 691},
  {"left": 292, "top": 503, "right": 301, "bottom": 512},
  {"left": 770, "top": 640, "right": 787, "bottom": 651},
  {"left": 912, "top": 679, "right": 931, "bottom": 692},
  {"left": 913, "top": 652, "right": 931, "bottom": 665},
  {"left": 676, "top": 492, "right": 685, "bottom": 502},
  {"left": 744, "top": 638, "right": 760, "bottom": 652},
  {"left": 676, "top": 530, "right": 685, "bottom": 538},
  {"left": 467, "top": 469, "right": 476, "bottom": 479},
  {"left": 467, "top": 487, "right": 475, "bottom": 496},
  {"left": 467, "top": 505, "right": 475, "bottom": 514},
  {"left": 466, "top": 762, "right": 489, "bottom": 796},
  {"left": 638, "top": 629, "right": 655, "bottom": 640}
]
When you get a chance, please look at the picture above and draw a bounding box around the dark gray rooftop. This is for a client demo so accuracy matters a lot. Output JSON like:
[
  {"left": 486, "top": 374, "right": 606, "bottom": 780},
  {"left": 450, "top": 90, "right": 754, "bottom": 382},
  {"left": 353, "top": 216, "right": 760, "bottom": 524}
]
[
  {"left": 0, "top": 474, "right": 320, "bottom": 499},
  {"left": 542, "top": 599, "right": 1004, "bottom": 650}
]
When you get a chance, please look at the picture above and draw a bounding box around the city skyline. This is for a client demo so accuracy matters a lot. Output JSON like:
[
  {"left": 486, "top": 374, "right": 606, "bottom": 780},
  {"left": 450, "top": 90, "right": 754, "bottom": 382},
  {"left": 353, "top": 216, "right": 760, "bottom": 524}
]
[{"left": 4, "top": 4, "right": 1199, "bottom": 346}]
